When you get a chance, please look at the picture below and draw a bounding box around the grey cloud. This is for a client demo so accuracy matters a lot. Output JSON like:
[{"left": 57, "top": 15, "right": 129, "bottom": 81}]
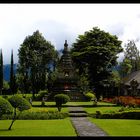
[
  {"left": 2, "top": 20, "right": 78, "bottom": 64},
  {"left": 33, "top": 19, "right": 78, "bottom": 50},
  {"left": 106, "top": 22, "right": 125, "bottom": 38}
]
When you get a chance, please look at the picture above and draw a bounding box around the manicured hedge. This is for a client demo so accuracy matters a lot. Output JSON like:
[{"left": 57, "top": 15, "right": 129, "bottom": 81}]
[
  {"left": 92, "top": 111, "right": 140, "bottom": 119},
  {"left": 1, "top": 111, "right": 69, "bottom": 120}
]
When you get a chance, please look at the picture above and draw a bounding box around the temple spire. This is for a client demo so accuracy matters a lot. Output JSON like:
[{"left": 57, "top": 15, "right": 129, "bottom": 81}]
[{"left": 64, "top": 40, "right": 68, "bottom": 51}]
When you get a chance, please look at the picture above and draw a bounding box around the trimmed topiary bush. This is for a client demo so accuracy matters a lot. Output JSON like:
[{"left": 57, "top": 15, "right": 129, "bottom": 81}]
[
  {"left": 0, "top": 97, "right": 13, "bottom": 118},
  {"left": 84, "top": 91, "right": 96, "bottom": 101},
  {"left": 9, "top": 95, "right": 31, "bottom": 111},
  {"left": 8, "top": 95, "right": 31, "bottom": 130},
  {"left": 54, "top": 94, "right": 70, "bottom": 112}
]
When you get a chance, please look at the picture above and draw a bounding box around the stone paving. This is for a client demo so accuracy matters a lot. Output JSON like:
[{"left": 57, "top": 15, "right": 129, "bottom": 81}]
[{"left": 68, "top": 107, "right": 108, "bottom": 137}]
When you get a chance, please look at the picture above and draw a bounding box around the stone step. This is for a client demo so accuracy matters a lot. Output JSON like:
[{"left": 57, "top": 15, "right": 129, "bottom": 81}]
[
  {"left": 69, "top": 110, "right": 87, "bottom": 113},
  {"left": 69, "top": 113, "right": 88, "bottom": 117}
]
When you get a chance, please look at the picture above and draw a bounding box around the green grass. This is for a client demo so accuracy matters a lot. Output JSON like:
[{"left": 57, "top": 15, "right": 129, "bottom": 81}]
[
  {"left": 66, "top": 101, "right": 93, "bottom": 106},
  {"left": 82, "top": 101, "right": 121, "bottom": 114},
  {"left": 32, "top": 101, "right": 55, "bottom": 106},
  {"left": 89, "top": 118, "right": 140, "bottom": 136},
  {"left": 32, "top": 101, "right": 119, "bottom": 113},
  {"left": 97, "top": 102, "right": 117, "bottom": 106},
  {"left": 0, "top": 118, "right": 77, "bottom": 136},
  {"left": 84, "top": 106, "right": 121, "bottom": 114},
  {"left": 32, "top": 101, "right": 94, "bottom": 106}
]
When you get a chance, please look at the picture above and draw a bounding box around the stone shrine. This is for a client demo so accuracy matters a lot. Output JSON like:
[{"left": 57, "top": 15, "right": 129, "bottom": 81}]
[{"left": 51, "top": 40, "right": 84, "bottom": 100}]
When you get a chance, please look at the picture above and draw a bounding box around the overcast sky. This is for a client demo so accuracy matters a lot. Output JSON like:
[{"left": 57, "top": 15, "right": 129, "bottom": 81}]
[{"left": 1, "top": 4, "right": 140, "bottom": 64}]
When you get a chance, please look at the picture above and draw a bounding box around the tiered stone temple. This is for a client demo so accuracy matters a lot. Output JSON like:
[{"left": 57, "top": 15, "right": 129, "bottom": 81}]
[{"left": 51, "top": 40, "right": 84, "bottom": 100}]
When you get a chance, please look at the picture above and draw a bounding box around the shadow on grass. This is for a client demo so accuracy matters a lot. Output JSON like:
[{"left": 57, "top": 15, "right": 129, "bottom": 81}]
[{"left": 0, "top": 129, "right": 10, "bottom": 131}]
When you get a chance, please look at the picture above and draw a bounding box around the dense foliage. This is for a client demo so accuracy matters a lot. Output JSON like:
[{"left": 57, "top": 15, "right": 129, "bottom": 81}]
[
  {"left": 17, "top": 30, "right": 58, "bottom": 97},
  {"left": 71, "top": 27, "right": 123, "bottom": 99},
  {"left": 124, "top": 40, "right": 140, "bottom": 72}
]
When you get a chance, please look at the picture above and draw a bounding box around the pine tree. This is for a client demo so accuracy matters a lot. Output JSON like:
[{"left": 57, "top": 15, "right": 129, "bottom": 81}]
[
  {"left": 124, "top": 40, "right": 140, "bottom": 72},
  {"left": 10, "top": 50, "right": 16, "bottom": 94},
  {"left": 0, "top": 49, "right": 3, "bottom": 95}
]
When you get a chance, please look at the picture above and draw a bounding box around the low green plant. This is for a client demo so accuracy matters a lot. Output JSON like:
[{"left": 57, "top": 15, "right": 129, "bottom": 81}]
[
  {"left": 1, "top": 111, "right": 69, "bottom": 120},
  {"left": 94, "top": 110, "right": 140, "bottom": 119}
]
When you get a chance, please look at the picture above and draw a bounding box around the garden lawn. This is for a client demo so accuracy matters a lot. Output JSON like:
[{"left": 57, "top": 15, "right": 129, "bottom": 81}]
[
  {"left": 84, "top": 106, "right": 121, "bottom": 114},
  {"left": 32, "top": 101, "right": 95, "bottom": 106},
  {"left": 83, "top": 102, "right": 121, "bottom": 114},
  {"left": 0, "top": 118, "right": 76, "bottom": 136},
  {"left": 89, "top": 118, "right": 140, "bottom": 136},
  {"left": 32, "top": 101, "right": 56, "bottom": 106},
  {"left": 66, "top": 102, "right": 93, "bottom": 106},
  {"left": 66, "top": 101, "right": 117, "bottom": 106}
]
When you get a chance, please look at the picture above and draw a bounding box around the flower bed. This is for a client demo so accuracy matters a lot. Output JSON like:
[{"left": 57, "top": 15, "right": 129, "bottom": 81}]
[{"left": 103, "top": 96, "right": 140, "bottom": 107}]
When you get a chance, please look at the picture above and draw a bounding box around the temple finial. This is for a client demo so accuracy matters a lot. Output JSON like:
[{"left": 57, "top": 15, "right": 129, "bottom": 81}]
[
  {"left": 64, "top": 40, "right": 68, "bottom": 52},
  {"left": 64, "top": 40, "right": 68, "bottom": 48}
]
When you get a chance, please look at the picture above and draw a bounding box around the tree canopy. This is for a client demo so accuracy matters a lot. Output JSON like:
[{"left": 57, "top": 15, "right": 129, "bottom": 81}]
[
  {"left": 119, "top": 58, "right": 132, "bottom": 78},
  {"left": 124, "top": 40, "right": 140, "bottom": 72},
  {"left": 71, "top": 27, "right": 123, "bottom": 98},
  {"left": 17, "top": 30, "right": 58, "bottom": 96}
]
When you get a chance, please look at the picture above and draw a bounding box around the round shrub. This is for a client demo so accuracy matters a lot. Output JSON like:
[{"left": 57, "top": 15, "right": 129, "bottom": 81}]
[
  {"left": 0, "top": 97, "right": 13, "bottom": 118},
  {"left": 54, "top": 94, "right": 70, "bottom": 104},
  {"left": 54, "top": 94, "right": 70, "bottom": 112},
  {"left": 8, "top": 95, "right": 31, "bottom": 111},
  {"left": 84, "top": 92, "right": 96, "bottom": 101}
]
